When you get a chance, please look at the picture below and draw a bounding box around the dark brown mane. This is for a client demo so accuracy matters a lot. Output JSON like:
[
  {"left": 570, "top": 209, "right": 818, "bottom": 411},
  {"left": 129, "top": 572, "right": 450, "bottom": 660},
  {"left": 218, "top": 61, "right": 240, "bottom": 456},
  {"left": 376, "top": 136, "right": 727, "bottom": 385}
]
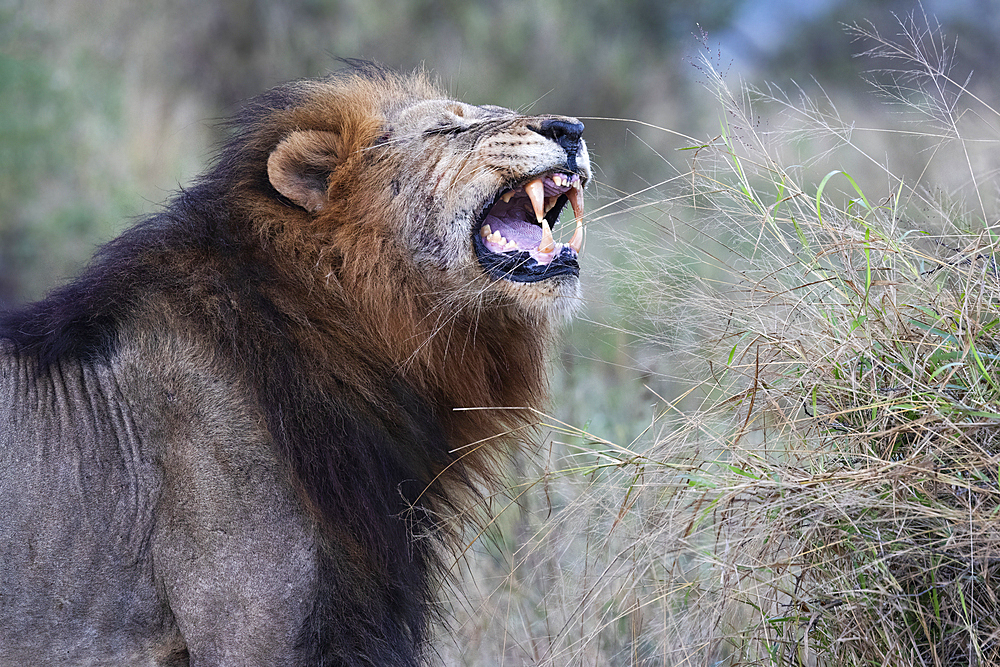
[{"left": 223, "top": 65, "right": 552, "bottom": 487}]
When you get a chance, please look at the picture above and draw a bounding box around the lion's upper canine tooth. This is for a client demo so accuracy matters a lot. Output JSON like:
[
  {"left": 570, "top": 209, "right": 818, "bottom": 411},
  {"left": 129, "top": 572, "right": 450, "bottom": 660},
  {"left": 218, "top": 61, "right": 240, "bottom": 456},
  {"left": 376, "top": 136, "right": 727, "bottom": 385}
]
[
  {"left": 567, "top": 183, "right": 584, "bottom": 254},
  {"left": 524, "top": 177, "right": 546, "bottom": 224},
  {"left": 524, "top": 177, "right": 558, "bottom": 253}
]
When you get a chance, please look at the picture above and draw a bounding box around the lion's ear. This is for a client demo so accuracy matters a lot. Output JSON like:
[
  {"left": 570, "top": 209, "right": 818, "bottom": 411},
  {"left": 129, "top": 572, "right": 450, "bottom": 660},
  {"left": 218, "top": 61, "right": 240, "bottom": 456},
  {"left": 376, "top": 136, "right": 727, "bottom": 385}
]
[{"left": 267, "top": 130, "right": 346, "bottom": 213}]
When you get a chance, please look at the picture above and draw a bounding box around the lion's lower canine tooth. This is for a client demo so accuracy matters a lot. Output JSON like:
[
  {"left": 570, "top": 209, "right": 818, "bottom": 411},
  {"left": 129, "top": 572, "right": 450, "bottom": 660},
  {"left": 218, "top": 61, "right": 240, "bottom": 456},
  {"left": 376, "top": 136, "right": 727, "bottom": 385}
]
[
  {"left": 481, "top": 224, "right": 492, "bottom": 238},
  {"left": 539, "top": 219, "right": 556, "bottom": 254},
  {"left": 569, "top": 224, "right": 584, "bottom": 254}
]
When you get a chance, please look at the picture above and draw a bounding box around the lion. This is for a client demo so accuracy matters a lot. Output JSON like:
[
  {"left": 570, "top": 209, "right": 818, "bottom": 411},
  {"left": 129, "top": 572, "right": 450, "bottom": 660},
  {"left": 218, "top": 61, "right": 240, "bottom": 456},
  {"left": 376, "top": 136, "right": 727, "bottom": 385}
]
[{"left": 0, "top": 61, "right": 589, "bottom": 666}]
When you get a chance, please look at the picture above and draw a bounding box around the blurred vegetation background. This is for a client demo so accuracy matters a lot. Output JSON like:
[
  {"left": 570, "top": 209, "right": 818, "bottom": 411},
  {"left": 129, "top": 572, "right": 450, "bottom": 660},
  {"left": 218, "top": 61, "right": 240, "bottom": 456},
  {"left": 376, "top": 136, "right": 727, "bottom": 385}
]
[
  {"left": 4, "top": 0, "right": 1000, "bottom": 663},
  {"left": 4, "top": 0, "right": 997, "bottom": 433},
  {"left": 4, "top": 0, "right": 997, "bottom": 307}
]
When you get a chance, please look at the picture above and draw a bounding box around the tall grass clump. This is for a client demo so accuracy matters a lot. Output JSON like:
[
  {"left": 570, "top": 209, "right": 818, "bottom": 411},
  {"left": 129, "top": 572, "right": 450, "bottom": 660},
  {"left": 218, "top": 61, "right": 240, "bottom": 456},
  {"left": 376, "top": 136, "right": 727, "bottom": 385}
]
[
  {"left": 444, "top": 11, "right": 1000, "bottom": 667},
  {"left": 630, "top": 12, "right": 1000, "bottom": 665}
]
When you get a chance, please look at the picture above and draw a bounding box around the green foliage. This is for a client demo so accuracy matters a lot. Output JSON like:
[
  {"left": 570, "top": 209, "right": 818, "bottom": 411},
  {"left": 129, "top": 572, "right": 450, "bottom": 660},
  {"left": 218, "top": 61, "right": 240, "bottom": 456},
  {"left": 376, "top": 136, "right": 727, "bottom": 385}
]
[
  {"left": 0, "top": 53, "right": 104, "bottom": 303},
  {"left": 623, "top": 13, "right": 1000, "bottom": 665}
]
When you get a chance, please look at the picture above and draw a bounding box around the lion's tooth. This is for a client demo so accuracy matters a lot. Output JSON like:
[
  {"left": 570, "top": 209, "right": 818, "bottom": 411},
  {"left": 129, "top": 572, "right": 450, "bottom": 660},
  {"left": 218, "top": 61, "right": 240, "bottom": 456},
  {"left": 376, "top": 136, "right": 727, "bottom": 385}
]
[
  {"left": 538, "top": 218, "right": 556, "bottom": 254},
  {"left": 481, "top": 224, "right": 492, "bottom": 238},
  {"left": 569, "top": 225, "right": 584, "bottom": 254},
  {"left": 501, "top": 191, "right": 514, "bottom": 203},
  {"left": 567, "top": 183, "right": 584, "bottom": 254},
  {"left": 524, "top": 177, "right": 546, "bottom": 223},
  {"left": 544, "top": 196, "right": 557, "bottom": 214}
]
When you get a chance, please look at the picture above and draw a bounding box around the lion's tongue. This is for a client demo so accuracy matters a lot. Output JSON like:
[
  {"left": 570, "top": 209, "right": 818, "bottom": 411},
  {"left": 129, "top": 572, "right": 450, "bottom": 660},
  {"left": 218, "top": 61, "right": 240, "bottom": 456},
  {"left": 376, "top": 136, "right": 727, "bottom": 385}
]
[{"left": 481, "top": 211, "right": 542, "bottom": 251}]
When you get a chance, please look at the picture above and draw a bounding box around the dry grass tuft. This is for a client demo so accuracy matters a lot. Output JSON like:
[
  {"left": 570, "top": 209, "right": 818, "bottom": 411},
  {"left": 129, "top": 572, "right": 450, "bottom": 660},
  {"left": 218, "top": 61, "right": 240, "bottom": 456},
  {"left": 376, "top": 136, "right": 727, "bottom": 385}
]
[{"left": 652, "top": 12, "right": 1000, "bottom": 665}]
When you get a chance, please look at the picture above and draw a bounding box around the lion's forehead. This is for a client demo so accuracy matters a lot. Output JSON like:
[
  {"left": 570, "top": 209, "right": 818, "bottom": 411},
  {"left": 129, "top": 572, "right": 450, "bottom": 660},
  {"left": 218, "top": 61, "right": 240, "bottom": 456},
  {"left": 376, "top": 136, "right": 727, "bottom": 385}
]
[{"left": 387, "top": 99, "right": 588, "bottom": 180}]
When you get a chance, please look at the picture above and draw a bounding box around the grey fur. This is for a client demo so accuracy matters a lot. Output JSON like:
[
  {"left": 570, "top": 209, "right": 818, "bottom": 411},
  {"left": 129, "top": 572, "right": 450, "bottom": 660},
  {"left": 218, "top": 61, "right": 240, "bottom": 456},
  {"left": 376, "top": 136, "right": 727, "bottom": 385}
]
[{"left": 0, "top": 333, "right": 316, "bottom": 665}]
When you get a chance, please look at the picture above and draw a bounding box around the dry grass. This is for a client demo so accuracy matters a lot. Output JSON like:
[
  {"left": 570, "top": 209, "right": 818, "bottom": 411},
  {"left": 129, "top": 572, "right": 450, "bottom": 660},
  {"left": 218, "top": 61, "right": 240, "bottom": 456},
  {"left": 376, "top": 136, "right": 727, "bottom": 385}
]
[{"left": 443, "top": 10, "right": 1000, "bottom": 667}]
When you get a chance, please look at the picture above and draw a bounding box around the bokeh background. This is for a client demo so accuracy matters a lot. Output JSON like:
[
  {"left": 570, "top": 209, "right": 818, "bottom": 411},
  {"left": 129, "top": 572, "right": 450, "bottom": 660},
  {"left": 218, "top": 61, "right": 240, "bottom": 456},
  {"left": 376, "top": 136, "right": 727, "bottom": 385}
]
[
  {"left": 5, "top": 0, "right": 997, "bottom": 440},
  {"left": 4, "top": 0, "right": 1000, "bottom": 663},
  {"left": 5, "top": 0, "right": 998, "bottom": 307}
]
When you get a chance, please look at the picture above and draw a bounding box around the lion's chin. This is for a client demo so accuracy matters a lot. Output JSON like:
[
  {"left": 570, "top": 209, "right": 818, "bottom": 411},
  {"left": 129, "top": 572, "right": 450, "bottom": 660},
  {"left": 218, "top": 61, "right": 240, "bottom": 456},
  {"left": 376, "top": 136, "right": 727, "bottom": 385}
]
[{"left": 490, "top": 271, "right": 583, "bottom": 322}]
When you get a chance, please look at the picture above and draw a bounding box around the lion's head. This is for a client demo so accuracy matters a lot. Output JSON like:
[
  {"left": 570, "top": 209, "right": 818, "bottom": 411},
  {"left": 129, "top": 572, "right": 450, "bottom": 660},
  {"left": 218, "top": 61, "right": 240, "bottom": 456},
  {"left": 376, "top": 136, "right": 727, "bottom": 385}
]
[{"left": 256, "top": 63, "right": 590, "bottom": 326}]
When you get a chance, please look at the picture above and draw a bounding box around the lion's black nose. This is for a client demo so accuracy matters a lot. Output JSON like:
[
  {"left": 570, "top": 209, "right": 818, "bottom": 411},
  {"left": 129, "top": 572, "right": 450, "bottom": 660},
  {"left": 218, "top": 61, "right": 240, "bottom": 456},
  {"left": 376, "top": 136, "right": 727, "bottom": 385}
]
[
  {"left": 534, "top": 118, "right": 585, "bottom": 170},
  {"left": 535, "top": 119, "right": 584, "bottom": 152}
]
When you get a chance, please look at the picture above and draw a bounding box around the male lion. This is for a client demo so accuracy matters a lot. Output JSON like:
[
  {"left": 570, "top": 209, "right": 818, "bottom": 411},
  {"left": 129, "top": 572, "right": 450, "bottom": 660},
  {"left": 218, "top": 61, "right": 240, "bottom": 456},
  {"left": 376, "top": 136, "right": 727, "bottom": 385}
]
[{"left": 0, "top": 62, "right": 589, "bottom": 666}]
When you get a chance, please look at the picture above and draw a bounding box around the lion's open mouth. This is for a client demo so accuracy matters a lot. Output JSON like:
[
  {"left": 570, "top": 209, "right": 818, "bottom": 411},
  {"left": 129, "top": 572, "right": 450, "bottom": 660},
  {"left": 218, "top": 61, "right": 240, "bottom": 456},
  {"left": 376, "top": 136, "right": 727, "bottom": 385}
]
[{"left": 473, "top": 172, "right": 584, "bottom": 283}]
